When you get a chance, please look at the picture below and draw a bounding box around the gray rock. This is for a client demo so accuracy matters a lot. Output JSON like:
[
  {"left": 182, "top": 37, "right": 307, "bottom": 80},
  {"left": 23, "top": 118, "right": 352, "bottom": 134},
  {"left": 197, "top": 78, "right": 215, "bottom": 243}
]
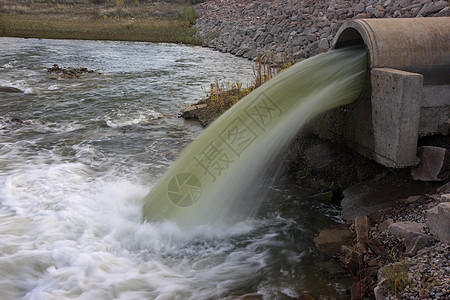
[
  {"left": 179, "top": 104, "right": 207, "bottom": 119},
  {"left": 374, "top": 282, "right": 386, "bottom": 300},
  {"left": 387, "top": 221, "right": 425, "bottom": 240},
  {"left": 417, "top": 0, "right": 449, "bottom": 17},
  {"left": 432, "top": 6, "right": 449, "bottom": 17},
  {"left": 427, "top": 202, "right": 450, "bottom": 244},
  {"left": 405, "top": 235, "right": 434, "bottom": 256},
  {"left": 354, "top": 12, "right": 368, "bottom": 18},
  {"left": 306, "top": 33, "right": 316, "bottom": 42},
  {"left": 317, "top": 37, "right": 329, "bottom": 52},
  {"left": 400, "top": 0, "right": 412, "bottom": 7},
  {"left": 378, "top": 218, "right": 394, "bottom": 233},
  {"left": 411, "top": 146, "right": 450, "bottom": 182},
  {"left": 314, "top": 223, "right": 353, "bottom": 257},
  {"left": 355, "top": 2, "right": 366, "bottom": 14}
]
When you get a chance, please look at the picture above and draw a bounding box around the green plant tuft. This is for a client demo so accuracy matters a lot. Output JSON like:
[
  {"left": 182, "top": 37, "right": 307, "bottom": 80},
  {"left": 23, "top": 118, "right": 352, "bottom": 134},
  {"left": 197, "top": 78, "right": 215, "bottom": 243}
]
[{"left": 382, "top": 261, "right": 409, "bottom": 295}]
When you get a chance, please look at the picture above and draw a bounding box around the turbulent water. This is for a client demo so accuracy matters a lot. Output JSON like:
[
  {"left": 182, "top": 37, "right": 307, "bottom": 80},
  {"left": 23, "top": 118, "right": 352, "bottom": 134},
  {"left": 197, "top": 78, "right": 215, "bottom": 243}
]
[{"left": 1, "top": 37, "right": 350, "bottom": 300}]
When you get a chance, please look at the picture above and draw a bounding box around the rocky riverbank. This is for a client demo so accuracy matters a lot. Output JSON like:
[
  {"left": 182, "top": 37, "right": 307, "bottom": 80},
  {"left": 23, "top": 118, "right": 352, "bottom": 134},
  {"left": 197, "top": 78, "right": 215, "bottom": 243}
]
[
  {"left": 314, "top": 179, "right": 449, "bottom": 300},
  {"left": 195, "top": 0, "right": 448, "bottom": 63}
]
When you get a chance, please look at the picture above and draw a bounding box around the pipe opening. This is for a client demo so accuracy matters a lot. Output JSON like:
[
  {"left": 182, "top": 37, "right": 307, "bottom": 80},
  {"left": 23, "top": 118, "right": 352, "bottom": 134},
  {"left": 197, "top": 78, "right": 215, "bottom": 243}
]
[
  {"left": 333, "top": 28, "right": 364, "bottom": 49},
  {"left": 333, "top": 28, "right": 370, "bottom": 102}
]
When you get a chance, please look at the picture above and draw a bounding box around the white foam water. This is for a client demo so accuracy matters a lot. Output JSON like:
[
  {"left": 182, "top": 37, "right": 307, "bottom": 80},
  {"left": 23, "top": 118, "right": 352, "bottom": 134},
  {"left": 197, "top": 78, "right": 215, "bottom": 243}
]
[{"left": 0, "top": 37, "right": 353, "bottom": 299}]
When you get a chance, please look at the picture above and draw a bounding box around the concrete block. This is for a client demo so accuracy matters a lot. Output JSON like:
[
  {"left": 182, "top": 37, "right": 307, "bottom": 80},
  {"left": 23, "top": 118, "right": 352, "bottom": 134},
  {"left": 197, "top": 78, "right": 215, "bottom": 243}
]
[
  {"left": 370, "top": 68, "right": 422, "bottom": 167},
  {"left": 311, "top": 68, "right": 448, "bottom": 168}
]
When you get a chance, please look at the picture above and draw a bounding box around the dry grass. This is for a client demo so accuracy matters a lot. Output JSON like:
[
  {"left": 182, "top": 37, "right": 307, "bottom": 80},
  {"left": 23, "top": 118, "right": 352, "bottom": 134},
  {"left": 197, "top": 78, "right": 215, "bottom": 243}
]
[{"left": 0, "top": 0, "right": 202, "bottom": 44}]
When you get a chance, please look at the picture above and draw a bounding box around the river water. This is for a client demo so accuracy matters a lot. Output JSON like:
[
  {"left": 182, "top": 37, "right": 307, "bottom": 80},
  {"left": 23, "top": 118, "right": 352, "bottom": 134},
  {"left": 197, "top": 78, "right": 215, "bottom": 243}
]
[{"left": 0, "top": 38, "right": 349, "bottom": 299}]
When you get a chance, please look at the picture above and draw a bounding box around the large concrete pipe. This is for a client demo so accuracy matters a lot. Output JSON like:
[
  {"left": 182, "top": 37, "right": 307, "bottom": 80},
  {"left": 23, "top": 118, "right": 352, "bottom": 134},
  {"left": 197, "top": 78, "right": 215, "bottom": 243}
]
[
  {"left": 316, "top": 18, "right": 450, "bottom": 168},
  {"left": 332, "top": 18, "right": 450, "bottom": 85}
]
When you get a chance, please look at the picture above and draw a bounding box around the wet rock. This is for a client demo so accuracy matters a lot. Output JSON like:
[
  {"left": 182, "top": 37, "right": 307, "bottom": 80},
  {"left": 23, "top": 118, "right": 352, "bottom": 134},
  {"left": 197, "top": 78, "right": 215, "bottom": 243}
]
[
  {"left": 47, "top": 64, "right": 100, "bottom": 79},
  {"left": 427, "top": 202, "right": 450, "bottom": 243},
  {"left": 411, "top": 146, "right": 450, "bottom": 181},
  {"left": 339, "top": 245, "right": 360, "bottom": 274},
  {"left": 179, "top": 104, "right": 208, "bottom": 119},
  {"left": 314, "top": 223, "right": 353, "bottom": 257},
  {"left": 0, "top": 86, "right": 23, "bottom": 93}
]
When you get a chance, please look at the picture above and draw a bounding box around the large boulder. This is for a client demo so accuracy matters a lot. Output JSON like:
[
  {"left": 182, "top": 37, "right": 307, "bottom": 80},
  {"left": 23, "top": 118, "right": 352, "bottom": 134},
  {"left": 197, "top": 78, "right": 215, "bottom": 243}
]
[{"left": 427, "top": 202, "right": 450, "bottom": 244}]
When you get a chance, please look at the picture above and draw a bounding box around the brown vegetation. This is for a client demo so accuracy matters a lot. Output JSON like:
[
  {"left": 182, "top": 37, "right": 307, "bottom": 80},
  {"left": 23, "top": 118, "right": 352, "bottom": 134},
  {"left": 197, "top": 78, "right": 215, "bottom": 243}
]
[
  {"left": 180, "top": 53, "right": 294, "bottom": 126},
  {"left": 0, "top": 0, "right": 203, "bottom": 44}
]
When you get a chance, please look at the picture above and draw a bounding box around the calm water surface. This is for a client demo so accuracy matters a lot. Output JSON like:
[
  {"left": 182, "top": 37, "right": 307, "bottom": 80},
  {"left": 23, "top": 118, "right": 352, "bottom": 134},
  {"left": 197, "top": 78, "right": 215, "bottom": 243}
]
[{"left": 0, "top": 38, "right": 349, "bottom": 299}]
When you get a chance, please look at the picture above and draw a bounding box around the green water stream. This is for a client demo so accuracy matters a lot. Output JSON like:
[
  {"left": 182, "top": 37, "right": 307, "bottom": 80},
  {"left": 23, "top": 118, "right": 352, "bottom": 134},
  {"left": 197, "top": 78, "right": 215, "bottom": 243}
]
[{"left": 143, "top": 46, "right": 367, "bottom": 228}]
